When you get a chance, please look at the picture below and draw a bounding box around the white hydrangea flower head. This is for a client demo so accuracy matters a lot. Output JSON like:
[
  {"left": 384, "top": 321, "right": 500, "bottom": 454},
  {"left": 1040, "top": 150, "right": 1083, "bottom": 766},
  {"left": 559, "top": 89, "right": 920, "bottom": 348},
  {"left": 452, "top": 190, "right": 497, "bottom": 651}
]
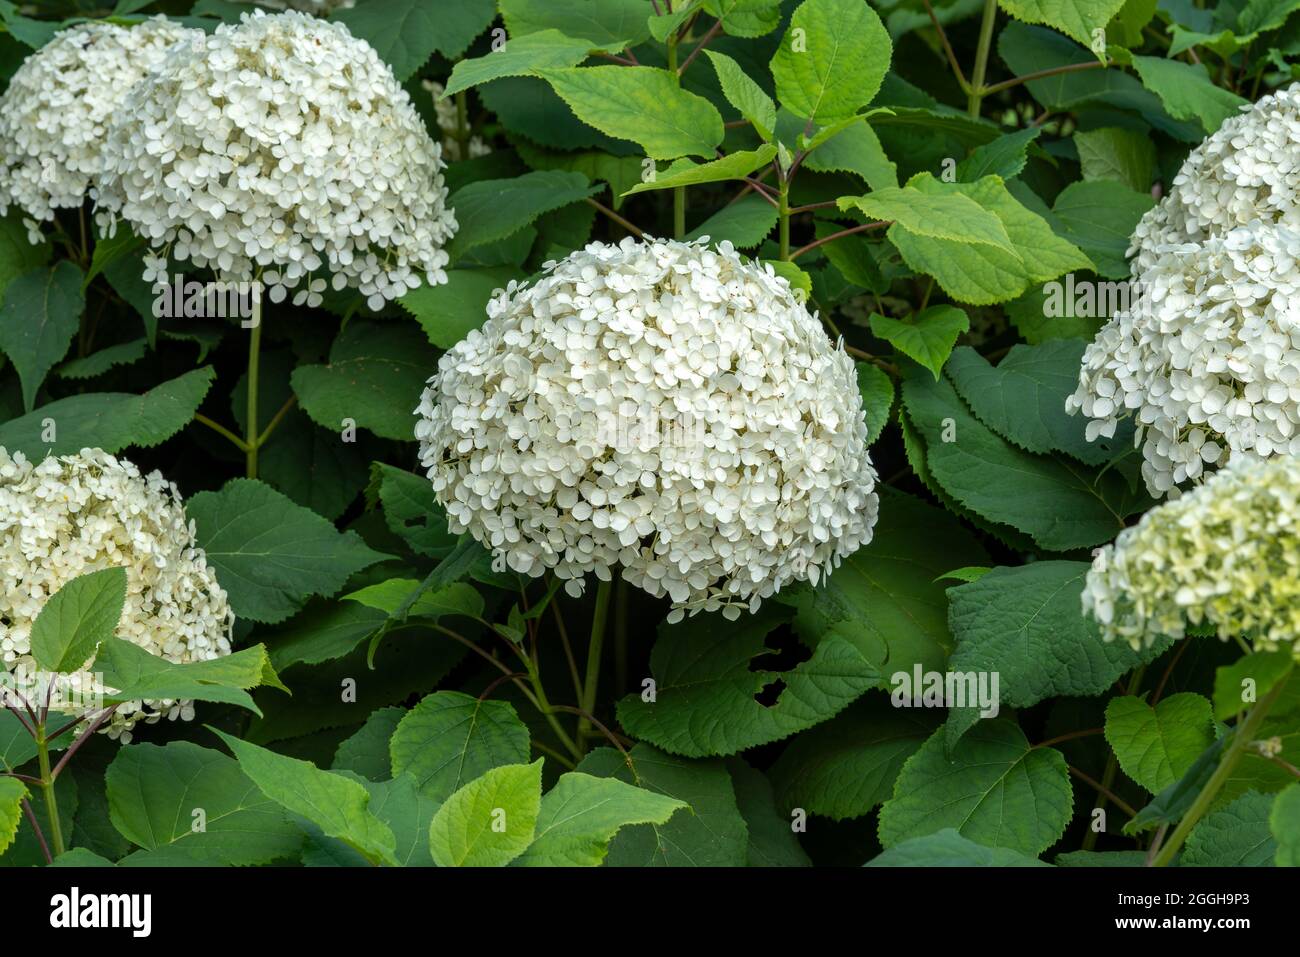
[
  {"left": 1068, "top": 85, "right": 1300, "bottom": 497},
  {"left": 415, "top": 237, "right": 880, "bottom": 620},
  {"left": 0, "top": 448, "right": 234, "bottom": 742},
  {"left": 1083, "top": 456, "right": 1300, "bottom": 657},
  {"left": 421, "top": 80, "right": 492, "bottom": 162},
  {"left": 94, "top": 10, "right": 457, "bottom": 310},
  {"left": 1067, "top": 224, "right": 1300, "bottom": 496},
  {"left": 1130, "top": 83, "right": 1300, "bottom": 273},
  {"left": 0, "top": 17, "right": 199, "bottom": 241}
]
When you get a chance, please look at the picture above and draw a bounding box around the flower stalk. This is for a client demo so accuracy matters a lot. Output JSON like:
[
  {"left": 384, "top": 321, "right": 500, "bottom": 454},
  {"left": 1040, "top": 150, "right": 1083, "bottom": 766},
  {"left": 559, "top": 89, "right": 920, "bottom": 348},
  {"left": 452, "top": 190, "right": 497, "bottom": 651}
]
[
  {"left": 577, "top": 579, "right": 613, "bottom": 752},
  {"left": 967, "top": 0, "right": 998, "bottom": 117},
  {"left": 35, "top": 722, "right": 63, "bottom": 858},
  {"left": 245, "top": 298, "right": 263, "bottom": 478},
  {"left": 1151, "top": 665, "right": 1293, "bottom": 866}
]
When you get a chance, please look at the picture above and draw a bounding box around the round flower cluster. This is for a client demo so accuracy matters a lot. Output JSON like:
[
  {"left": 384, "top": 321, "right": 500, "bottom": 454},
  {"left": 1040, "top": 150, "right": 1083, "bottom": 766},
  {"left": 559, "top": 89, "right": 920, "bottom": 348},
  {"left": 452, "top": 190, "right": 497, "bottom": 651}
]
[
  {"left": 1068, "top": 86, "right": 1300, "bottom": 496},
  {"left": 0, "top": 448, "right": 234, "bottom": 741},
  {"left": 415, "top": 237, "right": 880, "bottom": 620},
  {"left": 1067, "top": 225, "right": 1300, "bottom": 494},
  {"left": 94, "top": 10, "right": 457, "bottom": 309},
  {"left": 0, "top": 17, "right": 198, "bottom": 242},
  {"left": 1130, "top": 83, "right": 1300, "bottom": 273},
  {"left": 1083, "top": 456, "right": 1300, "bottom": 656},
  {"left": 422, "top": 81, "right": 492, "bottom": 162}
]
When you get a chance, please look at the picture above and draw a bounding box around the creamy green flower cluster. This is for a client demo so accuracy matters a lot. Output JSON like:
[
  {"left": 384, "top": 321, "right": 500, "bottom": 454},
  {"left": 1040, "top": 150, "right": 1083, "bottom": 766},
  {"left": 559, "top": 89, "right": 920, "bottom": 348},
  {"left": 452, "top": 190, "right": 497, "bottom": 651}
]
[{"left": 1084, "top": 456, "right": 1300, "bottom": 656}]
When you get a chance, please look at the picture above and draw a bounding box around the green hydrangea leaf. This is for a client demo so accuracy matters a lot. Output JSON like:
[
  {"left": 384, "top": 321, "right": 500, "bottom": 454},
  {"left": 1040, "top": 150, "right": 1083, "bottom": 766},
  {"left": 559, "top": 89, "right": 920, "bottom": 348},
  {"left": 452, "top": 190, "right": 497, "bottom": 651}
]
[
  {"left": 389, "top": 691, "right": 532, "bottom": 801},
  {"left": 869, "top": 306, "right": 970, "bottom": 379},
  {"left": 726, "top": 758, "right": 811, "bottom": 866},
  {"left": 685, "top": 195, "right": 778, "bottom": 248},
  {"left": 1213, "top": 651, "right": 1295, "bottom": 721},
  {"left": 956, "top": 127, "right": 1042, "bottom": 181},
  {"left": 769, "top": 697, "right": 938, "bottom": 821},
  {"left": 212, "top": 729, "right": 398, "bottom": 866},
  {"left": 945, "top": 562, "right": 1170, "bottom": 748},
  {"left": 770, "top": 0, "right": 891, "bottom": 124},
  {"left": 0, "top": 777, "right": 26, "bottom": 856},
  {"left": 625, "top": 146, "right": 778, "bottom": 196},
  {"left": 1182, "top": 791, "right": 1278, "bottom": 866},
  {"left": 1105, "top": 693, "right": 1217, "bottom": 793},
  {"left": 29, "top": 567, "right": 126, "bottom": 674},
  {"left": 337, "top": 0, "right": 495, "bottom": 80},
  {"left": 0, "top": 366, "right": 215, "bottom": 459},
  {"left": 1270, "top": 783, "right": 1300, "bottom": 866},
  {"left": 616, "top": 606, "right": 878, "bottom": 757},
  {"left": 889, "top": 175, "right": 1092, "bottom": 305},
  {"left": 777, "top": 489, "right": 990, "bottom": 682},
  {"left": 878, "top": 720, "right": 1073, "bottom": 856},
  {"left": 443, "top": 30, "right": 598, "bottom": 97},
  {"left": 840, "top": 178, "right": 1014, "bottom": 250},
  {"left": 804, "top": 119, "right": 897, "bottom": 190},
  {"left": 1074, "top": 127, "right": 1156, "bottom": 192},
  {"left": 1048, "top": 179, "right": 1154, "bottom": 278},
  {"left": 95, "top": 639, "right": 276, "bottom": 714},
  {"left": 399, "top": 267, "right": 514, "bottom": 350},
  {"left": 428, "top": 760, "right": 543, "bottom": 867},
  {"left": 448, "top": 170, "right": 602, "bottom": 261},
  {"left": 944, "top": 341, "right": 1133, "bottom": 465},
  {"left": 500, "top": 0, "right": 652, "bottom": 48},
  {"left": 536, "top": 67, "right": 725, "bottom": 160},
  {"left": 106, "top": 741, "right": 302, "bottom": 865},
  {"left": 290, "top": 320, "right": 437, "bottom": 442},
  {"left": 703, "top": 0, "right": 783, "bottom": 37},
  {"left": 1132, "top": 55, "right": 1248, "bottom": 134},
  {"left": 856, "top": 360, "right": 894, "bottom": 445},
  {"left": 513, "top": 772, "right": 688, "bottom": 866},
  {"left": 998, "top": 0, "right": 1127, "bottom": 50},
  {"left": 576, "top": 744, "right": 749, "bottom": 867},
  {"left": 0, "top": 261, "right": 85, "bottom": 412},
  {"left": 867, "top": 828, "right": 1050, "bottom": 866},
  {"left": 704, "top": 49, "right": 777, "bottom": 140},
  {"left": 188, "top": 478, "right": 391, "bottom": 624},
  {"left": 901, "top": 368, "right": 1134, "bottom": 550}
]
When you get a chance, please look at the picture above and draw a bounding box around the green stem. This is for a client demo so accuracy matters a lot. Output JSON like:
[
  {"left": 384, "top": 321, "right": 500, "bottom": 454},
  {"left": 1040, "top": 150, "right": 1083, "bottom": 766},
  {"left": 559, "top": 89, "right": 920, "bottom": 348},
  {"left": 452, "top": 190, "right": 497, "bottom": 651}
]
[
  {"left": 967, "top": 0, "right": 998, "bottom": 118},
  {"left": 35, "top": 724, "right": 63, "bottom": 858},
  {"left": 1083, "top": 665, "right": 1145, "bottom": 851},
  {"left": 258, "top": 396, "right": 298, "bottom": 447},
  {"left": 525, "top": 663, "right": 584, "bottom": 762},
  {"left": 245, "top": 297, "right": 263, "bottom": 479},
  {"left": 778, "top": 176, "right": 791, "bottom": 260},
  {"left": 194, "top": 413, "right": 249, "bottom": 453},
  {"left": 1151, "top": 666, "right": 1292, "bottom": 867},
  {"left": 666, "top": 35, "right": 686, "bottom": 239},
  {"left": 918, "top": 275, "right": 934, "bottom": 311},
  {"left": 454, "top": 90, "right": 470, "bottom": 160},
  {"left": 577, "top": 579, "right": 614, "bottom": 750},
  {"left": 614, "top": 579, "right": 629, "bottom": 697}
]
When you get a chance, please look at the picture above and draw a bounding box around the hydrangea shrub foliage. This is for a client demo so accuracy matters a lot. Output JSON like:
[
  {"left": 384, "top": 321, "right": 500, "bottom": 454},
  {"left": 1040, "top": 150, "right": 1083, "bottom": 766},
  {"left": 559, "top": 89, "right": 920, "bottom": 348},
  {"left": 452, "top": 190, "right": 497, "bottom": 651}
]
[{"left": 0, "top": 0, "right": 1297, "bottom": 869}]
